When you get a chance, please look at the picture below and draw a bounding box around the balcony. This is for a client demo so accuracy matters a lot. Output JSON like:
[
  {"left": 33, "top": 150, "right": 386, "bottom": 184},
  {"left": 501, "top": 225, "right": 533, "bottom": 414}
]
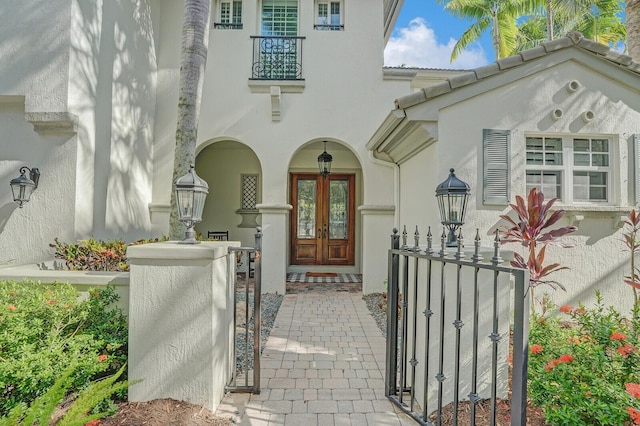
[
  {"left": 214, "top": 22, "right": 243, "bottom": 29},
  {"left": 250, "top": 36, "right": 305, "bottom": 81}
]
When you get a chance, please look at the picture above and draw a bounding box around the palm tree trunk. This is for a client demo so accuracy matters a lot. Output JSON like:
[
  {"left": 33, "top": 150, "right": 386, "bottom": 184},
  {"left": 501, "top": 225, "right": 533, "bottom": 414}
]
[
  {"left": 546, "top": 0, "right": 554, "bottom": 40},
  {"left": 491, "top": 1, "right": 501, "bottom": 58},
  {"left": 628, "top": 0, "right": 640, "bottom": 62},
  {"left": 170, "top": 0, "right": 211, "bottom": 239}
]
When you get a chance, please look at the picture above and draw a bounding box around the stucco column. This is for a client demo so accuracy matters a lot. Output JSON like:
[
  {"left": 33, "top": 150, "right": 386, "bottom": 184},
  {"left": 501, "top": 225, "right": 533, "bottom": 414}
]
[
  {"left": 126, "top": 241, "right": 237, "bottom": 411},
  {"left": 256, "top": 203, "right": 291, "bottom": 294},
  {"left": 358, "top": 205, "right": 395, "bottom": 294}
]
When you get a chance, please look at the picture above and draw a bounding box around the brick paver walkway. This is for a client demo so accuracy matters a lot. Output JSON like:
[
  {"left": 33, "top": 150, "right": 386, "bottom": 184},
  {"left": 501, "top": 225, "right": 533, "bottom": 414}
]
[{"left": 216, "top": 292, "right": 414, "bottom": 425}]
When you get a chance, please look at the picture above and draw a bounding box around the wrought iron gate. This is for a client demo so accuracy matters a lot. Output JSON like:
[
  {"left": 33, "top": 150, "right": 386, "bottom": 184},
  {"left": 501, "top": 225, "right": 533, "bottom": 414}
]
[
  {"left": 227, "top": 228, "right": 262, "bottom": 393},
  {"left": 386, "top": 226, "right": 530, "bottom": 425}
]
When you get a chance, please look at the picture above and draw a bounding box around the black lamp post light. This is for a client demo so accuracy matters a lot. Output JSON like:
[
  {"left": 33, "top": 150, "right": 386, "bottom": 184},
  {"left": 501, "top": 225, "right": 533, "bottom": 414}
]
[
  {"left": 317, "top": 141, "right": 332, "bottom": 178},
  {"left": 174, "top": 164, "right": 209, "bottom": 244},
  {"left": 435, "top": 168, "right": 470, "bottom": 247},
  {"left": 10, "top": 166, "right": 40, "bottom": 208}
]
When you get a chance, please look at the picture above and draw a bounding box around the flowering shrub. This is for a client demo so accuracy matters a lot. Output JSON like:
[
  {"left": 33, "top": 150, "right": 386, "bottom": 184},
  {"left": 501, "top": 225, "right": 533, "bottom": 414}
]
[
  {"left": 0, "top": 280, "right": 128, "bottom": 417},
  {"left": 50, "top": 236, "right": 168, "bottom": 272},
  {"left": 528, "top": 293, "right": 640, "bottom": 425},
  {"left": 50, "top": 237, "right": 129, "bottom": 271}
]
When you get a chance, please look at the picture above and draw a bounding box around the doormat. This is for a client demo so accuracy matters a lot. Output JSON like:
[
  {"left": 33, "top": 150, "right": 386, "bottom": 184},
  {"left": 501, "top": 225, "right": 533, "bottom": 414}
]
[
  {"left": 286, "top": 273, "right": 362, "bottom": 283},
  {"left": 305, "top": 272, "right": 338, "bottom": 277}
]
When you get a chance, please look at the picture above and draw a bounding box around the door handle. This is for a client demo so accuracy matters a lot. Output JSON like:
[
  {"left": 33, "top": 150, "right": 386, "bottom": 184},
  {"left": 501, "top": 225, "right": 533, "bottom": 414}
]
[
  {"left": 318, "top": 228, "right": 322, "bottom": 239},
  {"left": 323, "top": 224, "right": 327, "bottom": 238}
]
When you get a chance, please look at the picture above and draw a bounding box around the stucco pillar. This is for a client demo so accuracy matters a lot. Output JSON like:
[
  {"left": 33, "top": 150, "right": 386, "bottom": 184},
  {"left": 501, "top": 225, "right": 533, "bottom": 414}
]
[
  {"left": 126, "top": 241, "right": 237, "bottom": 411},
  {"left": 358, "top": 205, "right": 395, "bottom": 294},
  {"left": 256, "top": 203, "right": 291, "bottom": 294}
]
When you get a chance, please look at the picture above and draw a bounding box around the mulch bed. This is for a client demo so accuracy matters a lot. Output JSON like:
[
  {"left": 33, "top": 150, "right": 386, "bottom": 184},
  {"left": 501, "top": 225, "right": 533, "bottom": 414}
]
[{"left": 100, "top": 399, "right": 232, "bottom": 426}]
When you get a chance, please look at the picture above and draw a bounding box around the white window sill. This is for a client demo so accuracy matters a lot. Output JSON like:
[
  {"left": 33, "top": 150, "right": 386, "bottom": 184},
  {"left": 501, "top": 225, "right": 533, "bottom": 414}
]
[{"left": 555, "top": 205, "right": 633, "bottom": 228}]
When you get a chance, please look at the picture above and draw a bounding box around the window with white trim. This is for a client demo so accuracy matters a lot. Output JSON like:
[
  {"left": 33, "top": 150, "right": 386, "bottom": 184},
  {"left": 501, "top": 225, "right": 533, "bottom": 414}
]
[
  {"left": 215, "top": 0, "right": 243, "bottom": 29},
  {"left": 315, "top": 1, "right": 343, "bottom": 31},
  {"left": 262, "top": 0, "right": 298, "bottom": 36},
  {"left": 525, "top": 135, "right": 611, "bottom": 203}
]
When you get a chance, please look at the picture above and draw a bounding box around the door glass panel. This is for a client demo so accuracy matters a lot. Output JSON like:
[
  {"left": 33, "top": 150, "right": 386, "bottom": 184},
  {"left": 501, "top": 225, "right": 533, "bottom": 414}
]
[
  {"left": 297, "top": 180, "right": 316, "bottom": 239},
  {"left": 329, "top": 180, "right": 348, "bottom": 239}
]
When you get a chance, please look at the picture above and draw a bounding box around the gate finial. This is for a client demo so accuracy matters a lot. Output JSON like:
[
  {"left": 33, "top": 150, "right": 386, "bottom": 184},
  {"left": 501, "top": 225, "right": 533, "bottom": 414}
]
[
  {"left": 491, "top": 229, "right": 503, "bottom": 265},
  {"left": 472, "top": 229, "right": 483, "bottom": 262}
]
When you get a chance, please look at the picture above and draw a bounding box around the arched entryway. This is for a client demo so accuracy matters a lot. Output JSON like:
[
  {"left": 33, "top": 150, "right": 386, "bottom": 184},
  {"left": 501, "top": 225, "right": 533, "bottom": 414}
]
[
  {"left": 288, "top": 140, "right": 363, "bottom": 274},
  {"left": 195, "top": 140, "right": 262, "bottom": 247}
]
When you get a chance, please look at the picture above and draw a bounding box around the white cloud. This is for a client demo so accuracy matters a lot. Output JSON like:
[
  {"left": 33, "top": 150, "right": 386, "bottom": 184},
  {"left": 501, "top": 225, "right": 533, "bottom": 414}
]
[{"left": 384, "top": 17, "right": 489, "bottom": 70}]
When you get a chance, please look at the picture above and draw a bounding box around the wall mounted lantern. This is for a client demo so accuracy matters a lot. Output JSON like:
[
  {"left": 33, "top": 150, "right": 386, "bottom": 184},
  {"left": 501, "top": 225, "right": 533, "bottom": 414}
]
[
  {"left": 435, "top": 168, "right": 470, "bottom": 247},
  {"left": 174, "top": 164, "right": 209, "bottom": 244},
  {"left": 10, "top": 166, "right": 40, "bottom": 208},
  {"left": 317, "top": 141, "right": 333, "bottom": 178}
]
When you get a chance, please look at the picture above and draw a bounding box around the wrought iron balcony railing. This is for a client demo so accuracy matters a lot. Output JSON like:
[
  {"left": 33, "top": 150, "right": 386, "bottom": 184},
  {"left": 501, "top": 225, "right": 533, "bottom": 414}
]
[
  {"left": 250, "top": 36, "right": 305, "bottom": 80},
  {"left": 313, "top": 24, "right": 344, "bottom": 31},
  {"left": 214, "top": 22, "right": 243, "bottom": 29}
]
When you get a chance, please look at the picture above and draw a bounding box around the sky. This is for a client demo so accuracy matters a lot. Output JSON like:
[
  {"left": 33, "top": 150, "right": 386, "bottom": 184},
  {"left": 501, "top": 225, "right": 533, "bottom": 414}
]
[{"left": 384, "top": 0, "right": 495, "bottom": 70}]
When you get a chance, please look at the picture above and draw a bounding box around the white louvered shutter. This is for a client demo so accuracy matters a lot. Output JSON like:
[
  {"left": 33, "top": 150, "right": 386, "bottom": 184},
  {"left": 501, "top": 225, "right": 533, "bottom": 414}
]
[{"left": 483, "top": 129, "right": 511, "bottom": 205}]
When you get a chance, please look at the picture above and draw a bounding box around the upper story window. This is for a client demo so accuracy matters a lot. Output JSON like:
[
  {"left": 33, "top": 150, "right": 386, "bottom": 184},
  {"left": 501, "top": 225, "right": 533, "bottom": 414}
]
[
  {"left": 262, "top": 0, "right": 298, "bottom": 36},
  {"left": 315, "top": 1, "right": 343, "bottom": 31},
  {"left": 215, "top": 0, "right": 243, "bottom": 29},
  {"left": 525, "top": 135, "right": 611, "bottom": 203}
]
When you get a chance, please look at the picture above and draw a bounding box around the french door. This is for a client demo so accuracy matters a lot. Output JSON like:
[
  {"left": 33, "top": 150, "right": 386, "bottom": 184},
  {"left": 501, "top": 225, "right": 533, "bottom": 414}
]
[{"left": 290, "top": 173, "right": 355, "bottom": 265}]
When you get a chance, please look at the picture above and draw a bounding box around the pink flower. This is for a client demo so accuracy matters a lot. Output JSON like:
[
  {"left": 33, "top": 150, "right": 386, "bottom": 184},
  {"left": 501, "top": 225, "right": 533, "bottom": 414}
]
[
  {"left": 627, "top": 383, "right": 640, "bottom": 399},
  {"left": 530, "top": 344, "right": 543, "bottom": 354},
  {"left": 558, "top": 354, "right": 574, "bottom": 364},
  {"left": 627, "top": 407, "right": 640, "bottom": 424},
  {"left": 7, "top": 304, "right": 16, "bottom": 311},
  {"left": 545, "top": 359, "right": 559, "bottom": 372},
  {"left": 559, "top": 305, "right": 573, "bottom": 314},
  {"left": 98, "top": 354, "right": 108, "bottom": 363},
  {"left": 618, "top": 344, "right": 638, "bottom": 358},
  {"left": 611, "top": 332, "right": 627, "bottom": 341}
]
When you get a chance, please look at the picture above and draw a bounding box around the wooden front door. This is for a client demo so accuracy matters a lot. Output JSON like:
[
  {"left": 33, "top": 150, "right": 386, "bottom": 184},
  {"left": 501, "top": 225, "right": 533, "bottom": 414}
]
[{"left": 290, "top": 173, "right": 355, "bottom": 265}]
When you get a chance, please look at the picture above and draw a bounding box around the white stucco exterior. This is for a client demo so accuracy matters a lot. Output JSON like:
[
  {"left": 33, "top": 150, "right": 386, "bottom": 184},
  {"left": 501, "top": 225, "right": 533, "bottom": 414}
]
[
  {"left": 127, "top": 242, "right": 235, "bottom": 411},
  {"left": 4, "top": 2, "right": 639, "bottom": 309},
  {"left": 369, "top": 33, "right": 640, "bottom": 312},
  {"left": 1, "top": 0, "right": 157, "bottom": 265},
  {"left": 0, "top": 0, "right": 413, "bottom": 293}
]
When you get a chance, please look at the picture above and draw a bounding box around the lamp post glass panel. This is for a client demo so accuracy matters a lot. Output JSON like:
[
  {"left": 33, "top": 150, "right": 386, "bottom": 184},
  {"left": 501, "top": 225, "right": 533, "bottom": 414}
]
[
  {"left": 10, "top": 166, "right": 40, "bottom": 208},
  {"left": 435, "top": 168, "right": 470, "bottom": 247},
  {"left": 174, "top": 164, "right": 209, "bottom": 244},
  {"left": 318, "top": 141, "right": 332, "bottom": 178}
]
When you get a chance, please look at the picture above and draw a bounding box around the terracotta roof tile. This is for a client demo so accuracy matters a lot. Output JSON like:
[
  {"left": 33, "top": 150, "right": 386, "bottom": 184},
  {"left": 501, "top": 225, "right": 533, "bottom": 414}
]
[{"left": 393, "top": 31, "right": 639, "bottom": 110}]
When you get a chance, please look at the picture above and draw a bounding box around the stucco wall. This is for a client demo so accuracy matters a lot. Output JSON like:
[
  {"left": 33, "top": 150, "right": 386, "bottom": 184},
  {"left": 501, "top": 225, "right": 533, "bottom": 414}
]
[
  {"left": 401, "top": 53, "right": 640, "bottom": 311},
  {"left": 0, "top": 0, "right": 71, "bottom": 113},
  {"left": 69, "top": 0, "right": 158, "bottom": 240},
  {"left": 150, "top": 0, "right": 407, "bottom": 212},
  {"left": 0, "top": 1, "right": 160, "bottom": 266},
  {"left": 149, "top": 0, "right": 411, "bottom": 286},
  {"left": 0, "top": 101, "right": 77, "bottom": 265},
  {"left": 127, "top": 242, "right": 234, "bottom": 411}
]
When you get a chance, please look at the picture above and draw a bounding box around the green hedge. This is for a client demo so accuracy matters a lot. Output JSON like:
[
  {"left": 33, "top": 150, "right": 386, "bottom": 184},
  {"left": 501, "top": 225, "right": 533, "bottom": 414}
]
[{"left": 0, "top": 280, "right": 128, "bottom": 417}]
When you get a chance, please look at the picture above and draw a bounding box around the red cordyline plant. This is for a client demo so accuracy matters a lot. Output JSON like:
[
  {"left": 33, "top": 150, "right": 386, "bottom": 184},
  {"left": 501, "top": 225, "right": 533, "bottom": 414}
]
[
  {"left": 498, "top": 188, "right": 577, "bottom": 296},
  {"left": 623, "top": 209, "right": 640, "bottom": 307}
]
